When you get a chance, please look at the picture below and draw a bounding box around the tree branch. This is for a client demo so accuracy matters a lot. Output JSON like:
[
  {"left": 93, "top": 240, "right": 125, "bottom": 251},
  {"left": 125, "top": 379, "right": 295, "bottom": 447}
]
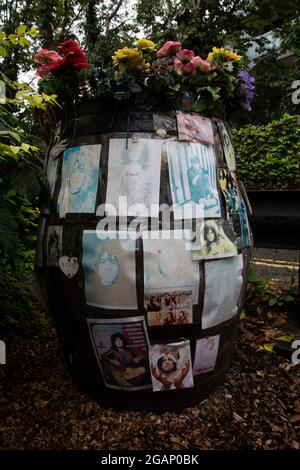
[{"left": 105, "top": 0, "right": 124, "bottom": 35}]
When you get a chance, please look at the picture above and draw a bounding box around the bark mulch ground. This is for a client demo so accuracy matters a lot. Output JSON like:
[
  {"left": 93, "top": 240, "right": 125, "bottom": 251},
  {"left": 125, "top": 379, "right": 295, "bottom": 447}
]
[{"left": 1, "top": 302, "right": 300, "bottom": 451}]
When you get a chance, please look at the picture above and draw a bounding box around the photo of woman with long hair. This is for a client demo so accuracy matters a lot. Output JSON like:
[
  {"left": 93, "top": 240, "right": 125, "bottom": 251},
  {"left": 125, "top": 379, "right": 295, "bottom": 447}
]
[{"left": 192, "top": 220, "right": 237, "bottom": 260}]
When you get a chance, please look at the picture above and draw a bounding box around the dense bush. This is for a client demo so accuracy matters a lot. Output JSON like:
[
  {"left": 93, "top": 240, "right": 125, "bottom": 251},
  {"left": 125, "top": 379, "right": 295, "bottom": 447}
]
[
  {"left": 232, "top": 114, "right": 300, "bottom": 190},
  {"left": 0, "top": 243, "right": 49, "bottom": 331}
]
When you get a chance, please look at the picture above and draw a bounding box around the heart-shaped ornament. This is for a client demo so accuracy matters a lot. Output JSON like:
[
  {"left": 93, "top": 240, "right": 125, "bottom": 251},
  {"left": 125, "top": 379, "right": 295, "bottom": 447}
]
[{"left": 59, "top": 256, "right": 79, "bottom": 279}]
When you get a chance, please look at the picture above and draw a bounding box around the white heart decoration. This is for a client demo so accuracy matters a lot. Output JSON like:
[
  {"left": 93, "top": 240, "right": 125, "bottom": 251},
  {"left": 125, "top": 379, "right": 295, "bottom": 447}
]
[{"left": 59, "top": 256, "right": 79, "bottom": 279}]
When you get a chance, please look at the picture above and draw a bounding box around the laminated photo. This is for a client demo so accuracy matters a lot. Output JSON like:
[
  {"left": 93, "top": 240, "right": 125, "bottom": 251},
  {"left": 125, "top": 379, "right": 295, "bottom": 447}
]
[
  {"left": 149, "top": 340, "right": 194, "bottom": 391},
  {"left": 146, "top": 288, "right": 193, "bottom": 326},
  {"left": 87, "top": 317, "right": 151, "bottom": 390},
  {"left": 176, "top": 112, "right": 214, "bottom": 145},
  {"left": 82, "top": 230, "right": 138, "bottom": 309},
  {"left": 217, "top": 121, "right": 236, "bottom": 171},
  {"left": 143, "top": 230, "right": 200, "bottom": 304},
  {"left": 192, "top": 219, "right": 237, "bottom": 260},
  {"left": 202, "top": 254, "right": 244, "bottom": 329},
  {"left": 240, "top": 199, "right": 252, "bottom": 247},
  {"left": 230, "top": 214, "right": 243, "bottom": 249},
  {"left": 46, "top": 225, "right": 63, "bottom": 267},
  {"left": 57, "top": 144, "right": 101, "bottom": 214},
  {"left": 193, "top": 335, "right": 220, "bottom": 375},
  {"left": 105, "top": 138, "right": 162, "bottom": 216},
  {"left": 167, "top": 142, "right": 221, "bottom": 219},
  {"left": 218, "top": 169, "right": 241, "bottom": 215}
]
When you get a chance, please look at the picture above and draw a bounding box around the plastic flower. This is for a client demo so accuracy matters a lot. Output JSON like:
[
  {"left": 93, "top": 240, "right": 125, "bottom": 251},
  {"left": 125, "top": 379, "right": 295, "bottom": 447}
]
[
  {"left": 191, "top": 56, "right": 211, "bottom": 74},
  {"left": 137, "top": 38, "right": 156, "bottom": 51},
  {"left": 112, "top": 47, "right": 143, "bottom": 64},
  {"left": 173, "top": 57, "right": 184, "bottom": 75},
  {"left": 176, "top": 49, "right": 195, "bottom": 62},
  {"left": 239, "top": 70, "right": 255, "bottom": 111},
  {"left": 34, "top": 48, "right": 66, "bottom": 76},
  {"left": 157, "top": 41, "right": 181, "bottom": 57},
  {"left": 58, "top": 39, "right": 89, "bottom": 70},
  {"left": 208, "top": 47, "right": 242, "bottom": 63},
  {"left": 183, "top": 61, "right": 197, "bottom": 75}
]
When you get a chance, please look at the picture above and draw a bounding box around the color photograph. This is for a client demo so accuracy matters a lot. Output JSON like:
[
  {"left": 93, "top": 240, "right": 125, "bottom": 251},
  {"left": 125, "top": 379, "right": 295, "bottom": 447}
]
[
  {"left": 193, "top": 335, "right": 220, "bottom": 375},
  {"left": 167, "top": 142, "right": 221, "bottom": 219},
  {"left": 177, "top": 112, "right": 214, "bottom": 145},
  {"left": 218, "top": 169, "right": 241, "bottom": 215},
  {"left": 87, "top": 317, "right": 151, "bottom": 390},
  {"left": 146, "top": 288, "right": 193, "bottom": 326},
  {"left": 57, "top": 144, "right": 102, "bottom": 214},
  {"left": 82, "top": 230, "right": 138, "bottom": 309},
  {"left": 149, "top": 340, "right": 194, "bottom": 391}
]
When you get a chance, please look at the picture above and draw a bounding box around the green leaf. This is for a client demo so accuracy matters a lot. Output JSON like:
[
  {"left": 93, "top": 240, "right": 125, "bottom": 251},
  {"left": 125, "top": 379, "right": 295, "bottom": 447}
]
[
  {"left": 0, "top": 45, "right": 7, "bottom": 56},
  {"left": 284, "top": 295, "right": 295, "bottom": 302},
  {"left": 0, "top": 130, "right": 21, "bottom": 142},
  {"left": 268, "top": 297, "right": 278, "bottom": 306},
  {"left": 9, "top": 145, "right": 21, "bottom": 155},
  {"left": 17, "top": 25, "right": 26, "bottom": 35},
  {"left": 276, "top": 335, "right": 294, "bottom": 342}
]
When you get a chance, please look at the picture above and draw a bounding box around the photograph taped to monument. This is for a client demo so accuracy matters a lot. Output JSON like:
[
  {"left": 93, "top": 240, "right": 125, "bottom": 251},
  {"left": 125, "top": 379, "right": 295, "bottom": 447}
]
[
  {"left": 217, "top": 121, "right": 236, "bottom": 171},
  {"left": 143, "top": 230, "right": 200, "bottom": 304},
  {"left": 193, "top": 335, "right": 220, "bottom": 375},
  {"left": 82, "top": 230, "right": 138, "bottom": 309},
  {"left": 176, "top": 112, "right": 214, "bottom": 145},
  {"left": 167, "top": 142, "right": 221, "bottom": 219},
  {"left": 192, "top": 219, "right": 237, "bottom": 260},
  {"left": 46, "top": 225, "right": 63, "bottom": 267},
  {"left": 105, "top": 138, "right": 162, "bottom": 217},
  {"left": 146, "top": 287, "right": 193, "bottom": 326},
  {"left": 57, "top": 144, "right": 102, "bottom": 214},
  {"left": 218, "top": 169, "right": 241, "bottom": 215},
  {"left": 202, "top": 254, "right": 244, "bottom": 329},
  {"left": 87, "top": 316, "right": 151, "bottom": 391},
  {"left": 149, "top": 340, "right": 194, "bottom": 392},
  {"left": 240, "top": 198, "right": 252, "bottom": 248}
]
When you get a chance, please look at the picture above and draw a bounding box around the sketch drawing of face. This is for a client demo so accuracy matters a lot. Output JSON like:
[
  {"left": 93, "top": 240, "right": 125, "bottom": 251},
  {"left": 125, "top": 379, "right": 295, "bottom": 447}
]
[
  {"left": 98, "top": 251, "right": 120, "bottom": 286},
  {"left": 70, "top": 159, "right": 86, "bottom": 194}
]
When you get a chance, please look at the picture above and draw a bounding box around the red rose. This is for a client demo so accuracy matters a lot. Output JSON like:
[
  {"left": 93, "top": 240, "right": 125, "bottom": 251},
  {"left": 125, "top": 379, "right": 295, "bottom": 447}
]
[
  {"left": 67, "top": 50, "right": 89, "bottom": 70},
  {"left": 58, "top": 39, "right": 82, "bottom": 55},
  {"left": 58, "top": 39, "right": 89, "bottom": 70}
]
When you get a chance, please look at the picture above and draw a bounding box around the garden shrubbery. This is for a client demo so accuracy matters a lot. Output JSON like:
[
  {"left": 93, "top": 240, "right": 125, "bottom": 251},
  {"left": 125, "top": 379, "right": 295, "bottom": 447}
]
[{"left": 232, "top": 114, "right": 300, "bottom": 190}]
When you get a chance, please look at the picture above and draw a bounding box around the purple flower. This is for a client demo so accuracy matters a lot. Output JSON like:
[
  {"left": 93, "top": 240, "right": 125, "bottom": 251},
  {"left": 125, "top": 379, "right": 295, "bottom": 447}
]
[{"left": 239, "top": 70, "right": 255, "bottom": 111}]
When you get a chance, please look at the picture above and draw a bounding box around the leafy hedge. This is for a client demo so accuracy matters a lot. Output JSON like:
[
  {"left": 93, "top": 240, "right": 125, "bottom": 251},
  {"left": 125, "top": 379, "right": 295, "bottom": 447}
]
[{"left": 232, "top": 114, "right": 300, "bottom": 190}]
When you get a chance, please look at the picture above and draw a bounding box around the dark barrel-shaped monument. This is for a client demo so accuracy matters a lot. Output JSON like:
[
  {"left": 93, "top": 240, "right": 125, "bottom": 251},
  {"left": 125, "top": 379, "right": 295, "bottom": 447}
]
[{"left": 36, "top": 98, "right": 252, "bottom": 410}]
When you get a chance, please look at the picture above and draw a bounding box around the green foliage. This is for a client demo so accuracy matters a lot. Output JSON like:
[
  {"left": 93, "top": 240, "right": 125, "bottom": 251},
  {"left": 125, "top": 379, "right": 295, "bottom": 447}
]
[
  {"left": 0, "top": 243, "right": 49, "bottom": 331},
  {"left": 232, "top": 114, "right": 300, "bottom": 190},
  {"left": 245, "top": 270, "right": 296, "bottom": 308},
  {"left": 0, "top": 26, "right": 57, "bottom": 257}
]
